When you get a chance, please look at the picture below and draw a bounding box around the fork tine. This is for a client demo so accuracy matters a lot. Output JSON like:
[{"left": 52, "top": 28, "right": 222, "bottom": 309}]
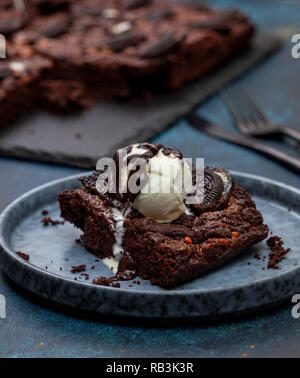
[
  {"left": 221, "top": 89, "right": 253, "bottom": 133},
  {"left": 239, "top": 87, "right": 269, "bottom": 125}
]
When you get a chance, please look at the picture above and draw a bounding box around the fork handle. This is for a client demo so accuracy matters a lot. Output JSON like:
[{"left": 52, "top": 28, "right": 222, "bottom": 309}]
[
  {"left": 220, "top": 133, "right": 300, "bottom": 172},
  {"left": 186, "top": 114, "right": 300, "bottom": 173},
  {"left": 252, "top": 139, "right": 300, "bottom": 172},
  {"left": 280, "top": 127, "right": 300, "bottom": 144}
]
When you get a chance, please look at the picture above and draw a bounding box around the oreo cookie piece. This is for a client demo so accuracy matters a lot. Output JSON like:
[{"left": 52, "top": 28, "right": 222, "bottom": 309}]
[
  {"left": 139, "top": 32, "right": 186, "bottom": 59},
  {"left": 104, "top": 31, "right": 145, "bottom": 52},
  {"left": 187, "top": 167, "right": 233, "bottom": 214},
  {"left": 207, "top": 167, "right": 234, "bottom": 197}
]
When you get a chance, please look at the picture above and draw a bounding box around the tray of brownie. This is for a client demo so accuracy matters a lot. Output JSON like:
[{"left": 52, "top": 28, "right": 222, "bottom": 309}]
[
  {"left": 0, "top": 142, "right": 299, "bottom": 319},
  {"left": 0, "top": 0, "right": 281, "bottom": 168}
]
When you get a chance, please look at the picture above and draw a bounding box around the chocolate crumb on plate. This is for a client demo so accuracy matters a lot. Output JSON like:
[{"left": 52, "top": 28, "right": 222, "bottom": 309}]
[
  {"left": 93, "top": 276, "right": 121, "bottom": 288},
  {"left": 41, "top": 209, "right": 49, "bottom": 216},
  {"left": 16, "top": 251, "right": 30, "bottom": 261},
  {"left": 267, "top": 236, "right": 291, "bottom": 270},
  {"left": 41, "top": 217, "right": 64, "bottom": 226},
  {"left": 71, "top": 264, "right": 86, "bottom": 273}
]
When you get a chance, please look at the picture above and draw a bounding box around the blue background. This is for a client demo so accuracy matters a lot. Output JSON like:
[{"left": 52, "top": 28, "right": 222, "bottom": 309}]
[{"left": 0, "top": 0, "right": 300, "bottom": 358}]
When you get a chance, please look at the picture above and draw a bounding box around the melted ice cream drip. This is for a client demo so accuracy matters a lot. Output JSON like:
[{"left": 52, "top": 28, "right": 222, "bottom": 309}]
[{"left": 102, "top": 206, "right": 125, "bottom": 274}]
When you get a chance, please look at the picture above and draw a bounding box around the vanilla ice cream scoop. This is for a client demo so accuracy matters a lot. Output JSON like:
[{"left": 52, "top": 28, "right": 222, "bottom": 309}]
[{"left": 114, "top": 143, "right": 193, "bottom": 223}]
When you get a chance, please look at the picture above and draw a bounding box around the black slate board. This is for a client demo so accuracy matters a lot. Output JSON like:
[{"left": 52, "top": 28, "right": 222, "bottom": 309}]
[{"left": 0, "top": 31, "right": 281, "bottom": 169}]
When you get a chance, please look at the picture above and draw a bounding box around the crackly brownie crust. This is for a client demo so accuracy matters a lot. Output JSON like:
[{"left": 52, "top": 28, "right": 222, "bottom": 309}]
[
  {"left": 0, "top": 55, "right": 53, "bottom": 129},
  {"left": 0, "top": 0, "right": 254, "bottom": 128},
  {"left": 58, "top": 173, "right": 268, "bottom": 288},
  {"left": 11, "top": 0, "right": 254, "bottom": 100}
]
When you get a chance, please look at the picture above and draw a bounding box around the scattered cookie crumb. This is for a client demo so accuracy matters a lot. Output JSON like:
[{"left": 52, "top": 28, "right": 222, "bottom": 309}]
[
  {"left": 16, "top": 251, "right": 30, "bottom": 261},
  {"left": 91, "top": 265, "right": 95, "bottom": 270},
  {"left": 71, "top": 264, "right": 86, "bottom": 273},
  {"left": 92, "top": 277, "right": 120, "bottom": 288},
  {"left": 41, "top": 217, "right": 64, "bottom": 226},
  {"left": 253, "top": 253, "right": 261, "bottom": 260},
  {"left": 41, "top": 210, "right": 49, "bottom": 216},
  {"left": 267, "top": 236, "right": 291, "bottom": 269},
  {"left": 80, "top": 273, "right": 89, "bottom": 280}
]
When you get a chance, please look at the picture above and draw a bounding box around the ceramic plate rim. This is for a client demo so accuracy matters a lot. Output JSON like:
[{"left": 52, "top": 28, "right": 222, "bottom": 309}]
[{"left": 0, "top": 171, "right": 300, "bottom": 296}]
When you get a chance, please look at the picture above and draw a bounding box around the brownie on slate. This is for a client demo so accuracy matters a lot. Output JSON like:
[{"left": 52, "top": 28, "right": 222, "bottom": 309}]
[
  {"left": 12, "top": 0, "right": 254, "bottom": 100},
  {"left": 0, "top": 55, "right": 52, "bottom": 129},
  {"left": 58, "top": 143, "right": 268, "bottom": 288},
  {"left": 0, "top": 0, "right": 254, "bottom": 128}
]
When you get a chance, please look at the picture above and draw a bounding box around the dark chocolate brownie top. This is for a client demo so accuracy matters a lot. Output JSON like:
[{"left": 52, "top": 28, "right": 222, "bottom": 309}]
[
  {"left": 12, "top": 0, "right": 253, "bottom": 68},
  {"left": 0, "top": 55, "right": 52, "bottom": 100}
]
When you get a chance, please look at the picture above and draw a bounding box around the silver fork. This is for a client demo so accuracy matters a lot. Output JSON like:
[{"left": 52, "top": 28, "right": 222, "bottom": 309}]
[{"left": 222, "top": 86, "right": 300, "bottom": 144}]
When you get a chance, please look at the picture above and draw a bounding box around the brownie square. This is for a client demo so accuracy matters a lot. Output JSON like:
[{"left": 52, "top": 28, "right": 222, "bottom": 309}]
[
  {"left": 58, "top": 170, "right": 268, "bottom": 288},
  {"left": 12, "top": 0, "right": 255, "bottom": 100},
  {"left": 0, "top": 55, "right": 52, "bottom": 129}
]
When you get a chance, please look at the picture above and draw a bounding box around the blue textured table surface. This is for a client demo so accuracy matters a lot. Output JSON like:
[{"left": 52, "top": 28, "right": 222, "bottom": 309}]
[{"left": 0, "top": 0, "right": 300, "bottom": 358}]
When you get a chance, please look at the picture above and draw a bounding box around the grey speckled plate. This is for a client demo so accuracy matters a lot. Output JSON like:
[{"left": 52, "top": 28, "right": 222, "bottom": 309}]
[{"left": 0, "top": 172, "right": 299, "bottom": 319}]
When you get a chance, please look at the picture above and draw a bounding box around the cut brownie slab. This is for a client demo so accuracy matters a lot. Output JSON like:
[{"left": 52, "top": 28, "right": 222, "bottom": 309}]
[
  {"left": 0, "top": 55, "right": 52, "bottom": 129},
  {"left": 58, "top": 143, "right": 268, "bottom": 288},
  {"left": 13, "top": 0, "right": 254, "bottom": 100}
]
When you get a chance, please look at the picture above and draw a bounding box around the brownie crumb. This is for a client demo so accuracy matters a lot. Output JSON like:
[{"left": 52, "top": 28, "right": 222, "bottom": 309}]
[
  {"left": 41, "top": 217, "right": 64, "bottom": 226},
  {"left": 91, "top": 265, "right": 95, "bottom": 270},
  {"left": 16, "top": 251, "right": 30, "bottom": 261},
  {"left": 80, "top": 273, "right": 89, "bottom": 279},
  {"left": 71, "top": 264, "right": 86, "bottom": 273},
  {"left": 41, "top": 210, "right": 49, "bottom": 216},
  {"left": 267, "top": 236, "right": 291, "bottom": 270},
  {"left": 92, "top": 276, "right": 120, "bottom": 288},
  {"left": 253, "top": 253, "right": 261, "bottom": 260},
  {"left": 75, "top": 238, "right": 81, "bottom": 244}
]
